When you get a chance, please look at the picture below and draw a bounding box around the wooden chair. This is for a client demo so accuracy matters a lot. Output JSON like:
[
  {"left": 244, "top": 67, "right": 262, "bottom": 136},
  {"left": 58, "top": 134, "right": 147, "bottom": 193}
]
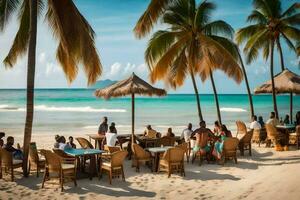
[
  {"left": 222, "top": 137, "right": 239, "bottom": 165},
  {"left": 177, "top": 142, "right": 190, "bottom": 162},
  {"left": 131, "top": 143, "right": 153, "bottom": 172},
  {"left": 102, "top": 145, "right": 122, "bottom": 161},
  {"left": 0, "top": 148, "right": 23, "bottom": 181},
  {"left": 76, "top": 137, "right": 94, "bottom": 149},
  {"left": 158, "top": 136, "right": 176, "bottom": 147},
  {"left": 265, "top": 124, "right": 285, "bottom": 147},
  {"left": 28, "top": 142, "right": 45, "bottom": 177},
  {"left": 99, "top": 150, "right": 128, "bottom": 184},
  {"left": 251, "top": 129, "right": 261, "bottom": 146},
  {"left": 239, "top": 130, "right": 253, "bottom": 156},
  {"left": 40, "top": 150, "right": 77, "bottom": 192},
  {"left": 289, "top": 125, "right": 300, "bottom": 149},
  {"left": 158, "top": 147, "right": 185, "bottom": 178},
  {"left": 236, "top": 121, "right": 247, "bottom": 137}
]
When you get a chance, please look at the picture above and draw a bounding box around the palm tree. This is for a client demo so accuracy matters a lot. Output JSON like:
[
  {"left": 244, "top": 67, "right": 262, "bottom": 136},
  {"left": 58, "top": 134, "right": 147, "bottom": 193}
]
[
  {"left": 0, "top": 0, "right": 102, "bottom": 175},
  {"left": 236, "top": 0, "right": 300, "bottom": 118},
  {"left": 145, "top": 0, "right": 243, "bottom": 122}
]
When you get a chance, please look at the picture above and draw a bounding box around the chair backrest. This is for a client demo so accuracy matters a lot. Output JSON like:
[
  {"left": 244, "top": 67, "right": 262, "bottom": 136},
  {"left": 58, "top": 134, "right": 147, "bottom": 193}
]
[
  {"left": 240, "top": 130, "right": 253, "bottom": 144},
  {"left": 111, "top": 150, "right": 128, "bottom": 167},
  {"left": 177, "top": 142, "right": 188, "bottom": 152},
  {"left": 53, "top": 148, "right": 73, "bottom": 158},
  {"left": 252, "top": 129, "right": 260, "bottom": 140},
  {"left": 162, "top": 147, "right": 184, "bottom": 163},
  {"left": 265, "top": 124, "right": 278, "bottom": 139},
  {"left": 159, "top": 136, "right": 176, "bottom": 146},
  {"left": 132, "top": 143, "right": 147, "bottom": 158},
  {"left": 29, "top": 142, "right": 39, "bottom": 163},
  {"left": 223, "top": 137, "right": 239, "bottom": 153},
  {"left": 107, "top": 146, "right": 122, "bottom": 153},
  {"left": 0, "top": 148, "right": 13, "bottom": 167},
  {"left": 236, "top": 121, "right": 247, "bottom": 136},
  {"left": 40, "top": 149, "right": 61, "bottom": 172},
  {"left": 296, "top": 125, "right": 300, "bottom": 136},
  {"left": 76, "top": 137, "right": 94, "bottom": 149}
]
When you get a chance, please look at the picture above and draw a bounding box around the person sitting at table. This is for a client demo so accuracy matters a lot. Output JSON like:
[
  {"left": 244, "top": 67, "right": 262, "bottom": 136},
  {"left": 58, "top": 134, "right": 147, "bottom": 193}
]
[
  {"left": 220, "top": 125, "right": 232, "bottom": 138},
  {"left": 67, "top": 136, "right": 76, "bottom": 149},
  {"left": 0, "top": 132, "right": 5, "bottom": 148},
  {"left": 258, "top": 116, "right": 265, "bottom": 128},
  {"left": 249, "top": 115, "right": 261, "bottom": 130},
  {"left": 295, "top": 111, "right": 300, "bottom": 125},
  {"left": 165, "top": 127, "right": 175, "bottom": 137},
  {"left": 98, "top": 116, "right": 108, "bottom": 135},
  {"left": 58, "top": 136, "right": 71, "bottom": 150},
  {"left": 4, "top": 136, "right": 23, "bottom": 160},
  {"left": 213, "top": 121, "right": 221, "bottom": 136},
  {"left": 110, "top": 122, "right": 117, "bottom": 133},
  {"left": 212, "top": 125, "right": 230, "bottom": 162},
  {"left": 283, "top": 115, "right": 290, "bottom": 124},
  {"left": 181, "top": 123, "right": 193, "bottom": 143},
  {"left": 192, "top": 121, "right": 213, "bottom": 157},
  {"left": 266, "top": 112, "right": 279, "bottom": 126},
  {"left": 144, "top": 125, "right": 157, "bottom": 139},
  {"left": 54, "top": 134, "right": 60, "bottom": 148},
  {"left": 106, "top": 125, "right": 118, "bottom": 147}
]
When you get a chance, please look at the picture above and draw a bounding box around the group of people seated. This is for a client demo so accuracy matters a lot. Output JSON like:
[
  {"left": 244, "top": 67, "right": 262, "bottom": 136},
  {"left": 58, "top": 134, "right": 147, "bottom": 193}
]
[
  {"left": 0, "top": 132, "right": 23, "bottom": 160},
  {"left": 53, "top": 135, "right": 76, "bottom": 150}
]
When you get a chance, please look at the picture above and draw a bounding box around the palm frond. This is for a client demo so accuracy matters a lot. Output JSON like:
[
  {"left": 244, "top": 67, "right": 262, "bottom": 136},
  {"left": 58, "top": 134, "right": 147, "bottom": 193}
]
[
  {"left": 209, "top": 35, "right": 239, "bottom": 61},
  {"left": 194, "top": 0, "right": 215, "bottom": 30},
  {"left": 46, "top": 0, "right": 101, "bottom": 85},
  {"left": 252, "top": 0, "right": 272, "bottom": 17},
  {"left": 133, "top": 0, "right": 170, "bottom": 39},
  {"left": 235, "top": 24, "right": 265, "bottom": 45},
  {"left": 197, "top": 34, "right": 243, "bottom": 83},
  {"left": 243, "top": 29, "right": 268, "bottom": 52},
  {"left": 262, "top": 40, "right": 270, "bottom": 61},
  {"left": 202, "top": 20, "right": 234, "bottom": 39},
  {"left": 281, "top": 2, "right": 300, "bottom": 18},
  {"left": 3, "top": 0, "right": 29, "bottom": 68},
  {"left": 145, "top": 30, "right": 180, "bottom": 69},
  {"left": 244, "top": 31, "right": 269, "bottom": 63},
  {"left": 247, "top": 10, "right": 267, "bottom": 24},
  {"left": 0, "top": 0, "right": 20, "bottom": 31},
  {"left": 281, "top": 26, "right": 300, "bottom": 42},
  {"left": 282, "top": 13, "right": 300, "bottom": 27},
  {"left": 280, "top": 31, "right": 297, "bottom": 53}
]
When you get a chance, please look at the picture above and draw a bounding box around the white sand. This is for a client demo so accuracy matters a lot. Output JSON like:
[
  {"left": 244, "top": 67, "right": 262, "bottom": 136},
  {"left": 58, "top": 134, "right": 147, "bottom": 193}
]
[{"left": 1, "top": 140, "right": 300, "bottom": 200}]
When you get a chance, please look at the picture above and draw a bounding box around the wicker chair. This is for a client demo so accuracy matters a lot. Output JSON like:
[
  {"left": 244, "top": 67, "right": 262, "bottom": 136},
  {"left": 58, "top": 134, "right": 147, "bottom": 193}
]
[
  {"left": 131, "top": 143, "right": 153, "bottom": 172},
  {"left": 76, "top": 137, "right": 94, "bottom": 149},
  {"left": 177, "top": 142, "right": 190, "bottom": 162},
  {"left": 265, "top": 124, "right": 285, "bottom": 147},
  {"left": 158, "top": 136, "right": 176, "bottom": 147},
  {"left": 29, "top": 142, "right": 45, "bottom": 177},
  {"left": 158, "top": 147, "right": 185, "bottom": 178},
  {"left": 239, "top": 130, "right": 253, "bottom": 156},
  {"left": 40, "top": 149, "right": 77, "bottom": 192},
  {"left": 222, "top": 137, "right": 239, "bottom": 165},
  {"left": 0, "top": 148, "right": 23, "bottom": 181},
  {"left": 289, "top": 125, "right": 300, "bottom": 149},
  {"left": 102, "top": 145, "right": 122, "bottom": 161},
  {"left": 99, "top": 150, "right": 128, "bottom": 184},
  {"left": 236, "top": 121, "right": 247, "bottom": 137},
  {"left": 251, "top": 129, "right": 261, "bottom": 146}
]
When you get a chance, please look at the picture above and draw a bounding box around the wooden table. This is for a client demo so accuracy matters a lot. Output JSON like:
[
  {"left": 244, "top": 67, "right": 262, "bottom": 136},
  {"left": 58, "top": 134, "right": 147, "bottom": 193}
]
[
  {"left": 87, "top": 134, "right": 141, "bottom": 149},
  {"left": 64, "top": 148, "right": 105, "bottom": 180},
  {"left": 137, "top": 136, "right": 182, "bottom": 148},
  {"left": 146, "top": 146, "right": 173, "bottom": 172}
]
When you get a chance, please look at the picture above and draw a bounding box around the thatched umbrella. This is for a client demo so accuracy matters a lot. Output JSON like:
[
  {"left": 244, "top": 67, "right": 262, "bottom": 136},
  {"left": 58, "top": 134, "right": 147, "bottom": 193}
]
[
  {"left": 94, "top": 73, "right": 167, "bottom": 142},
  {"left": 254, "top": 69, "right": 300, "bottom": 122}
]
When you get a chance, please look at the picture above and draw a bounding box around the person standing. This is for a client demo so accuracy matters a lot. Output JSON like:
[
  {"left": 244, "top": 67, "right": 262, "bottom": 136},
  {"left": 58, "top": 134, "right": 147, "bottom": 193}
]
[
  {"left": 181, "top": 123, "right": 193, "bottom": 143},
  {"left": 98, "top": 116, "right": 108, "bottom": 135}
]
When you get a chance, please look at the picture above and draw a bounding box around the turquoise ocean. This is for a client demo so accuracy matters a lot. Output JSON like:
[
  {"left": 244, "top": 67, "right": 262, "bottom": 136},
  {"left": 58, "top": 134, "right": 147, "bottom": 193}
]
[{"left": 0, "top": 89, "right": 299, "bottom": 136}]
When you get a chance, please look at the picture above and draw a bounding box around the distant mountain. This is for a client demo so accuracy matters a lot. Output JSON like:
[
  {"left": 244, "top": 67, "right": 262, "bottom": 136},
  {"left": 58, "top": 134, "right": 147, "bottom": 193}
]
[{"left": 90, "top": 79, "right": 117, "bottom": 89}]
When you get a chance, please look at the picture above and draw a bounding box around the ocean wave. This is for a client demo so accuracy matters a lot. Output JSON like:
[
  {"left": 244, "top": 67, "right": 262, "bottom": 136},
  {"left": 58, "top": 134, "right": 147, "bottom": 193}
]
[
  {"left": 0, "top": 104, "right": 126, "bottom": 113},
  {"left": 83, "top": 124, "right": 132, "bottom": 129},
  {"left": 220, "top": 107, "right": 247, "bottom": 112}
]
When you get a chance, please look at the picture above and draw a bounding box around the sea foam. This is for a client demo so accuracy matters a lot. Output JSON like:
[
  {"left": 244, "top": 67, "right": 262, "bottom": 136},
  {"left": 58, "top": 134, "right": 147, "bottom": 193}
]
[
  {"left": 220, "top": 107, "right": 247, "bottom": 112},
  {"left": 0, "top": 104, "right": 126, "bottom": 113}
]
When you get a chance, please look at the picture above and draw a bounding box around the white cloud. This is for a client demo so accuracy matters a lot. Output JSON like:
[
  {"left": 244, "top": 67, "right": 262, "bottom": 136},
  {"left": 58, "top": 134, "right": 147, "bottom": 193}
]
[
  {"left": 109, "top": 62, "right": 122, "bottom": 76},
  {"left": 104, "top": 62, "right": 149, "bottom": 80}
]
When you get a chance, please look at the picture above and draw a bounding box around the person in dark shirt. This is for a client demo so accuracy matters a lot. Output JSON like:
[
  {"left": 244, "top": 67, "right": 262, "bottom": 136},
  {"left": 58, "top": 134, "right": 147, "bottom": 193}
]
[
  {"left": 258, "top": 116, "right": 265, "bottom": 127},
  {"left": 110, "top": 122, "right": 117, "bottom": 134},
  {"left": 98, "top": 116, "right": 108, "bottom": 135},
  {"left": 67, "top": 136, "right": 76, "bottom": 149},
  {"left": 4, "top": 136, "right": 23, "bottom": 160},
  {"left": 283, "top": 115, "right": 290, "bottom": 124},
  {"left": 0, "top": 132, "right": 5, "bottom": 148},
  {"left": 166, "top": 127, "right": 175, "bottom": 137}
]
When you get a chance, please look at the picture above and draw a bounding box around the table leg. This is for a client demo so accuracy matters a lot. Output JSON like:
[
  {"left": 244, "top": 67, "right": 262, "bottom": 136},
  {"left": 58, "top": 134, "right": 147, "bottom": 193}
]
[
  {"left": 89, "top": 155, "right": 96, "bottom": 180},
  {"left": 154, "top": 153, "right": 160, "bottom": 172}
]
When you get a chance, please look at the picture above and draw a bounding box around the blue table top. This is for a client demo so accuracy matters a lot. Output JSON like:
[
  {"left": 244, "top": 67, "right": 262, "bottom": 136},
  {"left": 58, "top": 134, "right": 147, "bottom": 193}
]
[{"left": 64, "top": 148, "right": 105, "bottom": 156}]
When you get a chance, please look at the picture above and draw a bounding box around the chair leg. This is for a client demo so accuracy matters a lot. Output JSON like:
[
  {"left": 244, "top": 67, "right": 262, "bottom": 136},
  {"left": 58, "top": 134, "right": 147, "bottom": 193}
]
[
  {"left": 249, "top": 144, "right": 252, "bottom": 156},
  {"left": 168, "top": 165, "right": 171, "bottom": 178},
  {"left": 109, "top": 169, "right": 112, "bottom": 185},
  {"left": 234, "top": 155, "right": 238, "bottom": 164},
  {"left": 11, "top": 168, "right": 14, "bottom": 182},
  {"left": 121, "top": 166, "right": 125, "bottom": 181},
  {"left": 99, "top": 165, "right": 103, "bottom": 179},
  {"left": 41, "top": 169, "right": 47, "bottom": 188},
  {"left": 60, "top": 172, "right": 64, "bottom": 192}
]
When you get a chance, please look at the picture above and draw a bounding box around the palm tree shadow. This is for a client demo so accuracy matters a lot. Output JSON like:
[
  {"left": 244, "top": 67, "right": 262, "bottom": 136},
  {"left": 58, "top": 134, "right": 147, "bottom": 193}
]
[{"left": 183, "top": 169, "right": 240, "bottom": 181}]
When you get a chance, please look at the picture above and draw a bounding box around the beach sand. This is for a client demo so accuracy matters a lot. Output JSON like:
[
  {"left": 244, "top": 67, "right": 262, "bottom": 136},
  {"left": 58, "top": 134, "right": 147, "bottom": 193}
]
[{"left": 1, "top": 141, "right": 300, "bottom": 200}]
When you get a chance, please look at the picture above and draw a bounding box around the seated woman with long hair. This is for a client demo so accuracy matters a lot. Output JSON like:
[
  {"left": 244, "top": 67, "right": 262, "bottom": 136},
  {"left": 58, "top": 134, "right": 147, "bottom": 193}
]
[{"left": 212, "top": 125, "right": 232, "bottom": 162}]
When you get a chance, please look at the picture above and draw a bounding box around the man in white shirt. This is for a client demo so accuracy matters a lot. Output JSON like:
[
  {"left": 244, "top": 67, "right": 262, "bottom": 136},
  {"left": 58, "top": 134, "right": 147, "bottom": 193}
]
[
  {"left": 249, "top": 115, "right": 261, "bottom": 130},
  {"left": 106, "top": 126, "right": 118, "bottom": 147},
  {"left": 266, "top": 112, "right": 280, "bottom": 126},
  {"left": 181, "top": 123, "right": 193, "bottom": 142}
]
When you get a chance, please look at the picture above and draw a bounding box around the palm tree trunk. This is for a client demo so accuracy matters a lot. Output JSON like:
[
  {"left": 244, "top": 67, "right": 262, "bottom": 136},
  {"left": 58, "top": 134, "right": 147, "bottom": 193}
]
[
  {"left": 276, "top": 38, "right": 285, "bottom": 71},
  {"left": 209, "top": 71, "right": 222, "bottom": 124},
  {"left": 236, "top": 46, "right": 254, "bottom": 120},
  {"left": 22, "top": 0, "right": 37, "bottom": 176},
  {"left": 190, "top": 70, "right": 203, "bottom": 122},
  {"left": 270, "top": 40, "right": 279, "bottom": 119}
]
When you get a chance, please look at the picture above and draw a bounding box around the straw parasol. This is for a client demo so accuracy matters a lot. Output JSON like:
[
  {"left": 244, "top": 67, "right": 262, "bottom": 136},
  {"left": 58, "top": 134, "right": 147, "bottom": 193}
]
[
  {"left": 94, "top": 73, "right": 167, "bottom": 142},
  {"left": 254, "top": 69, "right": 300, "bottom": 122}
]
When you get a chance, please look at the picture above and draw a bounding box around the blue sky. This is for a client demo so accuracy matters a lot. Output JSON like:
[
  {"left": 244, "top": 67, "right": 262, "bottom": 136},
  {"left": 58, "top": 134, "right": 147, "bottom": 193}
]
[{"left": 0, "top": 0, "right": 299, "bottom": 93}]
